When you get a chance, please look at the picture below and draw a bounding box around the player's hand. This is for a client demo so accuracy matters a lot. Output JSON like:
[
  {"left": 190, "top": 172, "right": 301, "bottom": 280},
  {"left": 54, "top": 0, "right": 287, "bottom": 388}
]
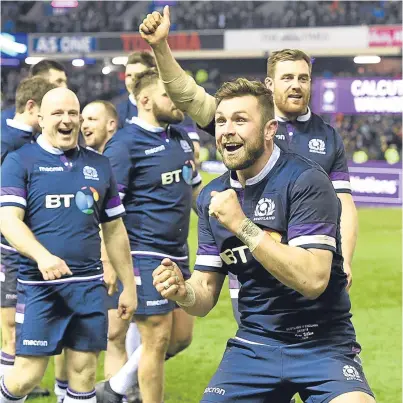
[
  {"left": 103, "top": 260, "right": 118, "bottom": 296},
  {"left": 139, "top": 5, "right": 170, "bottom": 47},
  {"left": 37, "top": 254, "right": 72, "bottom": 281},
  {"left": 344, "top": 263, "right": 352, "bottom": 292},
  {"left": 117, "top": 287, "right": 137, "bottom": 321},
  {"left": 152, "top": 258, "right": 187, "bottom": 302},
  {"left": 209, "top": 190, "right": 246, "bottom": 234}
]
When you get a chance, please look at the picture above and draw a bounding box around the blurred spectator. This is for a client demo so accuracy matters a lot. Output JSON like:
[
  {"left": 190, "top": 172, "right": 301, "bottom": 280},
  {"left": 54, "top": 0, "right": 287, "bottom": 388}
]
[{"left": 2, "top": 1, "right": 401, "bottom": 33}]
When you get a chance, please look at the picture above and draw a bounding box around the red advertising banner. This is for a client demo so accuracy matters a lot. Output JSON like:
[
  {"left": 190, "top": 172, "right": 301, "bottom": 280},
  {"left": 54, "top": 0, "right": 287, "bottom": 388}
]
[{"left": 369, "top": 25, "right": 402, "bottom": 47}]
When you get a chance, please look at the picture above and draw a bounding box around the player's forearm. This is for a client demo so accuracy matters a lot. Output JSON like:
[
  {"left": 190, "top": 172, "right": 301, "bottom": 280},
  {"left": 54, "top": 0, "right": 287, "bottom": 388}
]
[
  {"left": 102, "top": 221, "right": 135, "bottom": 290},
  {"left": 0, "top": 216, "right": 52, "bottom": 263},
  {"left": 339, "top": 194, "right": 358, "bottom": 268},
  {"left": 151, "top": 40, "right": 217, "bottom": 128},
  {"left": 178, "top": 277, "right": 218, "bottom": 317},
  {"left": 235, "top": 219, "right": 330, "bottom": 299},
  {"left": 252, "top": 235, "right": 330, "bottom": 299}
]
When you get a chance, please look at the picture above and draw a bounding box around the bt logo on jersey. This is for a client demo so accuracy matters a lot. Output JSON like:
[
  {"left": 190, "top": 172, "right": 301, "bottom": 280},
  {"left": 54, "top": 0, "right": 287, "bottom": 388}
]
[
  {"left": 75, "top": 187, "right": 99, "bottom": 214},
  {"left": 45, "top": 194, "right": 74, "bottom": 208},
  {"left": 161, "top": 161, "right": 195, "bottom": 185},
  {"left": 45, "top": 187, "right": 99, "bottom": 214},
  {"left": 161, "top": 169, "right": 182, "bottom": 185}
]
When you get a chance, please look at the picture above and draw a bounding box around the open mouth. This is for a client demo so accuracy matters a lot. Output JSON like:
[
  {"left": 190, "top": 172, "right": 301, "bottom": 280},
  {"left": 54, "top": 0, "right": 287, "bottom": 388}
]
[
  {"left": 288, "top": 94, "right": 303, "bottom": 100},
  {"left": 224, "top": 143, "right": 243, "bottom": 152},
  {"left": 58, "top": 128, "right": 73, "bottom": 135},
  {"left": 83, "top": 131, "right": 93, "bottom": 137}
]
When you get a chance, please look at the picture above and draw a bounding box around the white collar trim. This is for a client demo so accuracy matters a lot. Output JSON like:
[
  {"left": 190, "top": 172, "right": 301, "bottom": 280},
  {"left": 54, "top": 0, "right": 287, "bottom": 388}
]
[
  {"left": 230, "top": 144, "right": 281, "bottom": 188},
  {"left": 36, "top": 135, "right": 79, "bottom": 155},
  {"left": 129, "top": 94, "right": 137, "bottom": 106},
  {"left": 276, "top": 107, "right": 311, "bottom": 123},
  {"left": 129, "top": 116, "right": 165, "bottom": 133},
  {"left": 6, "top": 119, "right": 34, "bottom": 133}
]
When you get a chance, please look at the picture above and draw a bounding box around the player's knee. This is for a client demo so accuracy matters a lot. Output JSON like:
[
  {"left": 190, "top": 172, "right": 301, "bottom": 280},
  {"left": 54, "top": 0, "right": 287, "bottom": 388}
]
[
  {"left": 10, "top": 360, "right": 46, "bottom": 395},
  {"left": 169, "top": 333, "right": 192, "bottom": 355},
  {"left": 108, "top": 326, "right": 127, "bottom": 349},
  {"left": 68, "top": 358, "right": 97, "bottom": 387}
]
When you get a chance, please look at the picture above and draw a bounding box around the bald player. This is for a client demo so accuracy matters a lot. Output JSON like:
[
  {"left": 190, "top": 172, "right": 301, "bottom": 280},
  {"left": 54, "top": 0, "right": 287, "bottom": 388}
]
[{"left": 0, "top": 88, "right": 137, "bottom": 403}]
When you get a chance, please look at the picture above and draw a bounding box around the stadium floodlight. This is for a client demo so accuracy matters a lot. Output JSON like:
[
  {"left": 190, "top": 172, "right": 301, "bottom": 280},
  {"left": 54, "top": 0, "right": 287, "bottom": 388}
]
[
  {"left": 25, "top": 57, "right": 44, "bottom": 65},
  {"left": 51, "top": 1, "right": 78, "bottom": 7},
  {"left": 353, "top": 56, "right": 381, "bottom": 64},
  {"left": 0, "top": 33, "right": 27, "bottom": 56},
  {"left": 112, "top": 56, "right": 128, "bottom": 65},
  {"left": 72, "top": 58, "right": 85, "bottom": 67},
  {"left": 102, "top": 66, "right": 111, "bottom": 75}
]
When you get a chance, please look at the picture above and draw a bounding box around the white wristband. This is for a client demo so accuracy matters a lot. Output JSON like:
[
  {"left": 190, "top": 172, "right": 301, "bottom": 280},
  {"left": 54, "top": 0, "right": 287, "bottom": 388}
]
[
  {"left": 236, "top": 218, "right": 264, "bottom": 253},
  {"left": 176, "top": 282, "right": 196, "bottom": 308}
]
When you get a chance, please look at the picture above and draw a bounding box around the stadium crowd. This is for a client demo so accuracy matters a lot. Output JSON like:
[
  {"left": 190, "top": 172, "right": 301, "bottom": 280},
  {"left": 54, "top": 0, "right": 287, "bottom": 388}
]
[{"left": 2, "top": 0, "right": 402, "bottom": 33}]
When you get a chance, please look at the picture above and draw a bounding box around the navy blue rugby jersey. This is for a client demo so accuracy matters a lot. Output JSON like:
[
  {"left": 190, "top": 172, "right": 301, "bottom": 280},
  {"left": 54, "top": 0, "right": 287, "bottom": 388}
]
[
  {"left": 0, "top": 135, "right": 125, "bottom": 284},
  {"left": 116, "top": 95, "right": 200, "bottom": 142},
  {"left": 275, "top": 108, "right": 351, "bottom": 194},
  {"left": 1, "top": 106, "right": 16, "bottom": 132},
  {"left": 201, "top": 108, "right": 350, "bottom": 193},
  {"left": 103, "top": 117, "right": 202, "bottom": 259},
  {"left": 195, "top": 145, "right": 355, "bottom": 344},
  {"left": 1, "top": 119, "right": 36, "bottom": 268},
  {"left": 116, "top": 95, "right": 139, "bottom": 129},
  {"left": 1, "top": 118, "right": 34, "bottom": 164}
]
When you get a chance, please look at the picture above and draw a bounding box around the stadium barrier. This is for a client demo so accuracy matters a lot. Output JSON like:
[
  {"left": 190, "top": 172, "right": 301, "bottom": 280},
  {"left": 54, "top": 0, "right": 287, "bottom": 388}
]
[{"left": 201, "top": 160, "right": 402, "bottom": 208}]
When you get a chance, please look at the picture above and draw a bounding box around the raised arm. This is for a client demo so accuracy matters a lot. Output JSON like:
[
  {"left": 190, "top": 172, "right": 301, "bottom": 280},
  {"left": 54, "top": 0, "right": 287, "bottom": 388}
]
[{"left": 139, "top": 6, "right": 216, "bottom": 128}]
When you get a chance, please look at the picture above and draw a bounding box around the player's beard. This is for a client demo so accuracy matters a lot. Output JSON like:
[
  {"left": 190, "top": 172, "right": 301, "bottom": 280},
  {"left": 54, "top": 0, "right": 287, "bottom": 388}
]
[
  {"left": 220, "top": 129, "right": 265, "bottom": 171},
  {"left": 153, "top": 103, "right": 184, "bottom": 125},
  {"left": 274, "top": 88, "right": 310, "bottom": 117}
]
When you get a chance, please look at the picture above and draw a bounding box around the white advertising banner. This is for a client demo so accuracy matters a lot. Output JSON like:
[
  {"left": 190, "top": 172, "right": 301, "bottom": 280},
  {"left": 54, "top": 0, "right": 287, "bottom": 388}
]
[{"left": 224, "top": 26, "right": 368, "bottom": 51}]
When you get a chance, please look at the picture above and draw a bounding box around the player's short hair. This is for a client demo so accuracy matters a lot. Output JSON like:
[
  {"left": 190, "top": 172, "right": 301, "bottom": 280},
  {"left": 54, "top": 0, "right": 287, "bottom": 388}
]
[
  {"left": 30, "top": 59, "right": 66, "bottom": 77},
  {"left": 15, "top": 76, "right": 57, "bottom": 113},
  {"left": 85, "top": 100, "right": 118, "bottom": 122},
  {"left": 132, "top": 68, "right": 160, "bottom": 100},
  {"left": 267, "top": 49, "right": 312, "bottom": 78},
  {"left": 126, "top": 51, "right": 156, "bottom": 68},
  {"left": 215, "top": 78, "right": 275, "bottom": 127}
]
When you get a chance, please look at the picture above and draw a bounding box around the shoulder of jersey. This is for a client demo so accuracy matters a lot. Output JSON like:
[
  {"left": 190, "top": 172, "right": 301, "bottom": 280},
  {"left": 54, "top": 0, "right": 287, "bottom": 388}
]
[
  {"left": 280, "top": 149, "right": 324, "bottom": 175},
  {"left": 310, "top": 112, "right": 338, "bottom": 137}
]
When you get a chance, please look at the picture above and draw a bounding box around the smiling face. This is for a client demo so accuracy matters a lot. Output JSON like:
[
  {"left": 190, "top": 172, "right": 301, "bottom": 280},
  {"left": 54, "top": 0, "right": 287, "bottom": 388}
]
[
  {"left": 81, "top": 103, "right": 113, "bottom": 151},
  {"left": 215, "top": 95, "right": 273, "bottom": 171},
  {"left": 265, "top": 59, "right": 311, "bottom": 120},
  {"left": 39, "top": 88, "right": 81, "bottom": 151}
]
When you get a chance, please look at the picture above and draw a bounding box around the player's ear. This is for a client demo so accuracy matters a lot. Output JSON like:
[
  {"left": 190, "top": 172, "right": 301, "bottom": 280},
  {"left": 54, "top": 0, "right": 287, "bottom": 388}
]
[
  {"left": 263, "top": 119, "right": 278, "bottom": 142},
  {"left": 107, "top": 118, "right": 117, "bottom": 132},
  {"left": 140, "top": 94, "right": 152, "bottom": 111},
  {"left": 26, "top": 99, "right": 36, "bottom": 114},
  {"left": 264, "top": 77, "right": 274, "bottom": 92}
]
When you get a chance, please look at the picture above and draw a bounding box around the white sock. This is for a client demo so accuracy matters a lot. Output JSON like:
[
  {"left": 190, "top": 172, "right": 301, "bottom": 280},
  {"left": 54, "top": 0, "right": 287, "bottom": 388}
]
[
  {"left": 0, "top": 376, "right": 26, "bottom": 403},
  {"left": 125, "top": 322, "right": 141, "bottom": 357},
  {"left": 109, "top": 345, "right": 142, "bottom": 395},
  {"left": 0, "top": 353, "right": 14, "bottom": 377},
  {"left": 54, "top": 379, "right": 68, "bottom": 403},
  {"left": 63, "top": 388, "right": 96, "bottom": 402}
]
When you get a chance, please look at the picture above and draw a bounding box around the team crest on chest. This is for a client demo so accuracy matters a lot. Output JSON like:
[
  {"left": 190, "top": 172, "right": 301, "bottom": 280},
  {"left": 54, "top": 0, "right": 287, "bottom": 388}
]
[
  {"left": 308, "top": 139, "right": 326, "bottom": 155},
  {"left": 180, "top": 140, "right": 192, "bottom": 153},
  {"left": 83, "top": 166, "right": 99, "bottom": 181},
  {"left": 254, "top": 198, "right": 275, "bottom": 221}
]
